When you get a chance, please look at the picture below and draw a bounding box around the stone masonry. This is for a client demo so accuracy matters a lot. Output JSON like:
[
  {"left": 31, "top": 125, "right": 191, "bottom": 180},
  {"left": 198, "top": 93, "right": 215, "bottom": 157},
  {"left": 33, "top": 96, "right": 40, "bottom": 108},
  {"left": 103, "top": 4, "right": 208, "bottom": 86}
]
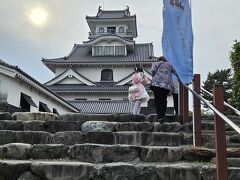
[{"left": 0, "top": 112, "right": 240, "bottom": 180}]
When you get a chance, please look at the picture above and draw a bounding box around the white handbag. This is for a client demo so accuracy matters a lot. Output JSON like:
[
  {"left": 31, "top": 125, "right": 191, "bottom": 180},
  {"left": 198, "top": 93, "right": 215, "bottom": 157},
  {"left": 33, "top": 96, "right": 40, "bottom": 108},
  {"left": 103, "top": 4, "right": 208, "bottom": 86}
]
[{"left": 128, "top": 85, "right": 140, "bottom": 93}]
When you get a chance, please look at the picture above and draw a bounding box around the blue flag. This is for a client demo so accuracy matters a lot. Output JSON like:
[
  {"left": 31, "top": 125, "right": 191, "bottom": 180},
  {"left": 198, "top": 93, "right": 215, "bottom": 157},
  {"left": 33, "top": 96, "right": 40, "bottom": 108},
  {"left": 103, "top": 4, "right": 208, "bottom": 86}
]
[{"left": 162, "top": 0, "right": 193, "bottom": 84}]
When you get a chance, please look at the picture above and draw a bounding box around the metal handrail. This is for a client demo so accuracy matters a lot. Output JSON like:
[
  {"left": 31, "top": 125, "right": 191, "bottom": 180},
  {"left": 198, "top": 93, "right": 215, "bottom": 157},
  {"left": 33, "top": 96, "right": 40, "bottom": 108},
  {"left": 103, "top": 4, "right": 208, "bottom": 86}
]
[
  {"left": 182, "top": 83, "right": 240, "bottom": 134},
  {"left": 201, "top": 87, "right": 240, "bottom": 116}
]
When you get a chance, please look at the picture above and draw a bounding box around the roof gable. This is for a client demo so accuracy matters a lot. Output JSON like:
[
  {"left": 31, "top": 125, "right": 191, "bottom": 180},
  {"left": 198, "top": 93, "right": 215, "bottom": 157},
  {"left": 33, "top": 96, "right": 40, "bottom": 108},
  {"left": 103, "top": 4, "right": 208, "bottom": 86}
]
[
  {"left": 45, "top": 68, "right": 96, "bottom": 86},
  {"left": 83, "top": 35, "right": 134, "bottom": 46}
]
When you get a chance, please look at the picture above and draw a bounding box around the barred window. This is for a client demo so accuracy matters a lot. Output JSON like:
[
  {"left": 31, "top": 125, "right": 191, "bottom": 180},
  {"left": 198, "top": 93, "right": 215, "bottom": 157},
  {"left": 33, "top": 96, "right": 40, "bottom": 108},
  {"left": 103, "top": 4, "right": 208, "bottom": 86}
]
[
  {"left": 94, "top": 46, "right": 104, "bottom": 56},
  {"left": 115, "top": 46, "right": 125, "bottom": 56},
  {"left": 93, "top": 46, "right": 125, "bottom": 56},
  {"left": 104, "top": 46, "right": 114, "bottom": 55}
]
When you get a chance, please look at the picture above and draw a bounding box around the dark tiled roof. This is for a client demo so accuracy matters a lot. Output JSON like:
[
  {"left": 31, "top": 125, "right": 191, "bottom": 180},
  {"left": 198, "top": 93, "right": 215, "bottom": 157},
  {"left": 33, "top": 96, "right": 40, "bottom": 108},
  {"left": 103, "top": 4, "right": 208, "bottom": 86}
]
[
  {"left": 46, "top": 84, "right": 130, "bottom": 93},
  {"left": 0, "top": 59, "right": 18, "bottom": 69},
  {"left": 86, "top": 8, "right": 133, "bottom": 19},
  {"left": 98, "top": 10, "right": 128, "bottom": 18},
  {"left": 69, "top": 100, "right": 132, "bottom": 114},
  {"left": 42, "top": 43, "right": 154, "bottom": 64}
]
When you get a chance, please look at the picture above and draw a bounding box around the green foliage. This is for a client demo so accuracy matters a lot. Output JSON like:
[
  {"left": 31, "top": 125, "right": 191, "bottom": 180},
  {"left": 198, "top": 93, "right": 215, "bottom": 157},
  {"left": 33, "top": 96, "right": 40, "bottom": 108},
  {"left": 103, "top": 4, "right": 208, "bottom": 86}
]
[
  {"left": 202, "top": 68, "right": 233, "bottom": 114},
  {"left": 202, "top": 69, "right": 232, "bottom": 101},
  {"left": 229, "top": 40, "right": 240, "bottom": 109}
]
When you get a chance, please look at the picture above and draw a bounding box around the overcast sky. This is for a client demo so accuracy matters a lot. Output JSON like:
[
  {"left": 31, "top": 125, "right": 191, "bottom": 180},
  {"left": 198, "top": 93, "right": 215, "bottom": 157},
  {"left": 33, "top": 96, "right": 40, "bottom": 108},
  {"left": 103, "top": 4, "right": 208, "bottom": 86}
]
[{"left": 0, "top": 0, "right": 239, "bottom": 83}]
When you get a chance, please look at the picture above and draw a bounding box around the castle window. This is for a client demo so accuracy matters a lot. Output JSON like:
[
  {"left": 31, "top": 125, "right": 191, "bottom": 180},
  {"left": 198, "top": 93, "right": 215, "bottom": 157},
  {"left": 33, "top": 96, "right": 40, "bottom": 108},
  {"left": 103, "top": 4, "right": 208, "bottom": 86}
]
[
  {"left": 93, "top": 46, "right": 125, "bottom": 56},
  {"left": 94, "top": 46, "right": 114, "bottom": 56},
  {"left": 99, "top": 27, "right": 104, "bottom": 33},
  {"left": 115, "top": 46, "right": 125, "bottom": 56},
  {"left": 107, "top": 27, "right": 116, "bottom": 34},
  {"left": 101, "top": 69, "right": 113, "bottom": 81},
  {"left": 104, "top": 46, "right": 114, "bottom": 55},
  {"left": 118, "top": 27, "right": 124, "bottom": 33}
]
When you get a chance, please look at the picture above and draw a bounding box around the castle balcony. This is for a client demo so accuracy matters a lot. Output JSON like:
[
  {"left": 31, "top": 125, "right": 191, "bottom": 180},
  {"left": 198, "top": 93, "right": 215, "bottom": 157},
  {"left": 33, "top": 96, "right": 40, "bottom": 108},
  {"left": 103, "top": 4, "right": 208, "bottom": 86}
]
[{"left": 88, "top": 29, "right": 134, "bottom": 39}]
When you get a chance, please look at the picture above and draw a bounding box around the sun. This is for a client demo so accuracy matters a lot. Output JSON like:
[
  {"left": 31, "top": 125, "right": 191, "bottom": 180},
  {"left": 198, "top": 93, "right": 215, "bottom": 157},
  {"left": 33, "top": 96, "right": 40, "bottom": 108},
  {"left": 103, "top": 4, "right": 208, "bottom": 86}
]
[{"left": 29, "top": 8, "right": 48, "bottom": 26}]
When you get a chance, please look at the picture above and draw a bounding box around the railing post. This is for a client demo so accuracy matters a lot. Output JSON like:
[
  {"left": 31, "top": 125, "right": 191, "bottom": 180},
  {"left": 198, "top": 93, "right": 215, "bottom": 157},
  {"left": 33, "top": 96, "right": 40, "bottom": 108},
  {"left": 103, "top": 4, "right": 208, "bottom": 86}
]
[
  {"left": 193, "top": 74, "right": 201, "bottom": 146},
  {"left": 180, "top": 83, "right": 189, "bottom": 123},
  {"left": 213, "top": 84, "right": 228, "bottom": 180},
  {"left": 180, "top": 83, "right": 184, "bottom": 118},
  {"left": 184, "top": 85, "right": 189, "bottom": 123}
]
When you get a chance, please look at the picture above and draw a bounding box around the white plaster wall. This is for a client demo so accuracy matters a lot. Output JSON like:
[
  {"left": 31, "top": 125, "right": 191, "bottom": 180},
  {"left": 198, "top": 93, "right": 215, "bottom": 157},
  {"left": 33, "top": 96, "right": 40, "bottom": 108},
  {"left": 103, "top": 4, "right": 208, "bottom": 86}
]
[
  {"left": 113, "top": 67, "right": 135, "bottom": 81},
  {"left": 0, "top": 73, "right": 75, "bottom": 114},
  {"left": 75, "top": 66, "right": 132, "bottom": 82},
  {"left": 76, "top": 66, "right": 151, "bottom": 82},
  {"left": 53, "top": 65, "right": 151, "bottom": 83}
]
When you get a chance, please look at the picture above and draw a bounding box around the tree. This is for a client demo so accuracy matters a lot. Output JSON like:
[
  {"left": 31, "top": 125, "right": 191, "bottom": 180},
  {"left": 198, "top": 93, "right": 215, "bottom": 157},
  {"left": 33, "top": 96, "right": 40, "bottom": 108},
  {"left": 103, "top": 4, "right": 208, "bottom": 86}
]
[
  {"left": 202, "top": 69, "right": 232, "bottom": 101},
  {"left": 202, "top": 69, "right": 233, "bottom": 114},
  {"left": 229, "top": 40, "right": 240, "bottom": 110}
]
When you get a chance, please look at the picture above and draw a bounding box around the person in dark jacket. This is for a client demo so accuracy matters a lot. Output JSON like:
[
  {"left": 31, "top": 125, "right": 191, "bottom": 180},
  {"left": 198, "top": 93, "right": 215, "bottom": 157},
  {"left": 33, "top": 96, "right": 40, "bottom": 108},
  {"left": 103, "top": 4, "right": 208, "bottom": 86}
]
[{"left": 151, "top": 56, "right": 177, "bottom": 120}]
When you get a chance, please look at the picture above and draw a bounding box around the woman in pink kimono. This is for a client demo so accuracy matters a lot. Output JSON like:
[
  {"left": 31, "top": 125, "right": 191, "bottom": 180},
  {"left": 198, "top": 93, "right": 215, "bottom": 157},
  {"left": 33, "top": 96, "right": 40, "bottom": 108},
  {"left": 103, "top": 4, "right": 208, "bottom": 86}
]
[{"left": 128, "top": 66, "right": 150, "bottom": 114}]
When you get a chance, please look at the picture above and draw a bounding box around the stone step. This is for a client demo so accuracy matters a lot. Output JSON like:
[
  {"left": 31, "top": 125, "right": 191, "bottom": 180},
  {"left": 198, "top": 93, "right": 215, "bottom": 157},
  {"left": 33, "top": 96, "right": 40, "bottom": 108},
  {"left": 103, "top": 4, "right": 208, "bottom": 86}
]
[
  {"left": 1, "top": 143, "right": 240, "bottom": 164},
  {"left": 10, "top": 112, "right": 180, "bottom": 123},
  {"left": 0, "top": 143, "right": 184, "bottom": 163},
  {"left": 0, "top": 160, "right": 239, "bottom": 180},
  {"left": 0, "top": 130, "right": 184, "bottom": 146},
  {"left": 0, "top": 120, "right": 186, "bottom": 133},
  {"left": 2, "top": 119, "right": 238, "bottom": 134},
  {"left": 211, "top": 157, "right": 240, "bottom": 167},
  {"left": 184, "top": 133, "right": 214, "bottom": 145},
  {"left": 0, "top": 160, "right": 240, "bottom": 180},
  {"left": 184, "top": 133, "right": 240, "bottom": 149},
  {"left": 201, "top": 115, "right": 240, "bottom": 121},
  {"left": 2, "top": 112, "right": 239, "bottom": 125},
  {"left": 204, "top": 142, "right": 240, "bottom": 149},
  {"left": 182, "top": 121, "right": 237, "bottom": 132},
  {"left": 201, "top": 130, "right": 238, "bottom": 136}
]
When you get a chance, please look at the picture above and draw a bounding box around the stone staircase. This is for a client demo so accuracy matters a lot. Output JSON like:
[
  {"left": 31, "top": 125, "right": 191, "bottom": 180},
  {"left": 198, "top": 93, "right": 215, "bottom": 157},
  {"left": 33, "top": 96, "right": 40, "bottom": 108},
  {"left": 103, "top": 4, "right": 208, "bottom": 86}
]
[{"left": 0, "top": 112, "right": 240, "bottom": 180}]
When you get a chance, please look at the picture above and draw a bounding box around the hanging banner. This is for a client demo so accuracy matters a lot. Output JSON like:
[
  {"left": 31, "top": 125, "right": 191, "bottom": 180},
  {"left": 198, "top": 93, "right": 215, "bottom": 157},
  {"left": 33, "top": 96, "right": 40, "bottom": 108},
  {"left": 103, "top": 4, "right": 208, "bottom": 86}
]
[{"left": 162, "top": 0, "right": 193, "bottom": 84}]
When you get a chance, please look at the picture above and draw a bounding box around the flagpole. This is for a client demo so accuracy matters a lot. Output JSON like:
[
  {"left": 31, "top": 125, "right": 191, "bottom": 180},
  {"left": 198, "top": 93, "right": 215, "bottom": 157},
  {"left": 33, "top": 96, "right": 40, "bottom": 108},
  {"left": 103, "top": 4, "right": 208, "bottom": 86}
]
[{"left": 189, "top": 0, "right": 192, "bottom": 14}]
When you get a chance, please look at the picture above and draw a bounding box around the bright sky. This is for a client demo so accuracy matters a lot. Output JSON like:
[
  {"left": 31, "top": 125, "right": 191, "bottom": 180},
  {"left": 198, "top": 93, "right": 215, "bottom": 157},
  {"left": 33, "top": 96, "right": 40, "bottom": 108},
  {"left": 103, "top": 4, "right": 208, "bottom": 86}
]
[{"left": 0, "top": 0, "right": 239, "bottom": 83}]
